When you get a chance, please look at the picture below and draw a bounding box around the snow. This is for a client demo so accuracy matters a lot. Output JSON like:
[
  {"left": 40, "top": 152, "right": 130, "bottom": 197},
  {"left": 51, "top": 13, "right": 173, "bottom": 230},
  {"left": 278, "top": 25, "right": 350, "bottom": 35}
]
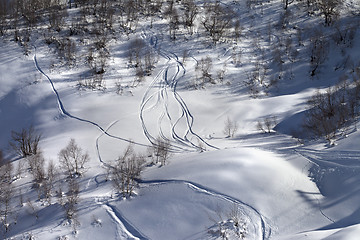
[{"left": 1, "top": 0, "right": 360, "bottom": 239}]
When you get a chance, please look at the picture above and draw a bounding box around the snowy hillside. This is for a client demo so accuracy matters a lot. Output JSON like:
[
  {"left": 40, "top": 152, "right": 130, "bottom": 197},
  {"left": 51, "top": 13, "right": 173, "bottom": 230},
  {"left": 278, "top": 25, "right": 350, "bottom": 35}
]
[{"left": 1, "top": 0, "right": 360, "bottom": 239}]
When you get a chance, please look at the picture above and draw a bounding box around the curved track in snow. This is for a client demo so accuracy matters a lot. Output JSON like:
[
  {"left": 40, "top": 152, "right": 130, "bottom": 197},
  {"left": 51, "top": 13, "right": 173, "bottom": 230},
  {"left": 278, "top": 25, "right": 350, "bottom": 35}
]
[
  {"left": 138, "top": 178, "right": 271, "bottom": 240},
  {"left": 139, "top": 32, "right": 218, "bottom": 152},
  {"left": 102, "top": 203, "right": 148, "bottom": 240},
  {"left": 33, "top": 50, "right": 150, "bottom": 149},
  {"left": 33, "top": 50, "right": 147, "bottom": 239}
]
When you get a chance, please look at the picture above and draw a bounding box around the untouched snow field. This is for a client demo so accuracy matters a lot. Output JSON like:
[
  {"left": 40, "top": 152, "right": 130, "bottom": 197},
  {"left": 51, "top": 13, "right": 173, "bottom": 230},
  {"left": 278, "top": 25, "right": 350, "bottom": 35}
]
[{"left": 1, "top": 0, "right": 360, "bottom": 239}]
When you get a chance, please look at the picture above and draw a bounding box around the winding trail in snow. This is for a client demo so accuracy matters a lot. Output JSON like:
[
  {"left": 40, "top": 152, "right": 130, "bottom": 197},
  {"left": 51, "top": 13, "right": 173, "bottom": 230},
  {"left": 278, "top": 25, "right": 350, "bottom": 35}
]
[
  {"left": 138, "top": 178, "right": 271, "bottom": 240},
  {"left": 139, "top": 31, "right": 219, "bottom": 152},
  {"left": 33, "top": 50, "right": 150, "bottom": 149},
  {"left": 102, "top": 203, "right": 148, "bottom": 240},
  {"left": 33, "top": 49, "right": 148, "bottom": 239}
]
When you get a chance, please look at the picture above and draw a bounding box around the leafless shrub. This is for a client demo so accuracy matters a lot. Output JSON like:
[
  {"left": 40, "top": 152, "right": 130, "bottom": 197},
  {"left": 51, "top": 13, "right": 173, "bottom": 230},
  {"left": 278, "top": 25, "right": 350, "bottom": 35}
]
[
  {"left": 208, "top": 205, "right": 247, "bottom": 239},
  {"left": 150, "top": 137, "right": 171, "bottom": 166},
  {"left": 41, "top": 161, "right": 57, "bottom": 204},
  {"left": 26, "top": 198, "right": 38, "bottom": 220},
  {"left": 10, "top": 125, "right": 41, "bottom": 158},
  {"left": 77, "top": 75, "right": 106, "bottom": 91},
  {"left": 257, "top": 116, "right": 277, "bottom": 133},
  {"left": 227, "top": 204, "right": 247, "bottom": 239},
  {"left": 111, "top": 143, "right": 145, "bottom": 197},
  {"left": 202, "top": 1, "right": 234, "bottom": 44},
  {"left": 165, "top": 1, "right": 180, "bottom": 41},
  {"left": 58, "top": 139, "right": 89, "bottom": 178},
  {"left": 181, "top": 0, "right": 198, "bottom": 35},
  {"left": 27, "top": 153, "right": 45, "bottom": 188},
  {"left": 223, "top": 117, "right": 238, "bottom": 138},
  {"left": 115, "top": 81, "right": 124, "bottom": 95},
  {"left": 317, "top": 0, "right": 342, "bottom": 26},
  {"left": 245, "top": 61, "right": 269, "bottom": 97},
  {"left": 196, "top": 56, "right": 214, "bottom": 87},
  {"left": 309, "top": 30, "right": 329, "bottom": 77},
  {"left": 304, "top": 78, "right": 360, "bottom": 142},
  {"left": 63, "top": 178, "right": 80, "bottom": 226}
]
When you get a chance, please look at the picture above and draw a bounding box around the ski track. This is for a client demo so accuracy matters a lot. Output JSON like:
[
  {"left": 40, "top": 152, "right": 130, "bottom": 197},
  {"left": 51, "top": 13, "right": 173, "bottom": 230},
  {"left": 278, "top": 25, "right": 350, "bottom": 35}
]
[
  {"left": 294, "top": 149, "right": 339, "bottom": 224},
  {"left": 33, "top": 50, "right": 149, "bottom": 240},
  {"left": 102, "top": 203, "right": 146, "bottom": 240},
  {"left": 34, "top": 46, "right": 269, "bottom": 238},
  {"left": 138, "top": 179, "right": 271, "bottom": 240},
  {"left": 140, "top": 30, "right": 218, "bottom": 152},
  {"left": 33, "top": 49, "right": 150, "bottom": 149},
  {"left": 32, "top": 27, "right": 257, "bottom": 239}
]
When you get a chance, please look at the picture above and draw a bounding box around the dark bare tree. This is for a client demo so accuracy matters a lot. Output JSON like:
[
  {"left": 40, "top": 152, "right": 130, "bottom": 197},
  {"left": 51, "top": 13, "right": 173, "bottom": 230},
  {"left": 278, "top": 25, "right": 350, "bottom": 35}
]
[
  {"left": 145, "top": 0, "right": 163, "bottom": 28},
  {"left": 48, "top": 3, "right": 67, "bottom": 32},
  {"left": 0, "top": 0, "right": 9, "bottom": 36},
  {"left": 151, "top": 137, "right": 171, "bottom": 166},
  {"left": 317, "top": 0, "right": 342, "bottom": 26},
  {"left": 27, "top": 153, "right": 45, "bottom": 188},
  {"left": 63, "top": 178, "right": 80, "bottom": 227},
  {"left": 202, "top": 0, "right": 234, "bottom": 44},
  {"left": 309, "top": 30, "right": 329, "bottom": 77},
  {"left": 58, "top": 139, "right": 89, "bottom": 178},
  {"left": 198, "top": 56, "right": 213, "bottom": 85},
  {"left": 303, "top": 77, "right": 360, "bottom": 142},
  {"left": 10, "top": 125, "right": 41, "bottom": 158},
  {"left": 111, "top": 143, "right": 144, "bottom": 197},
  {"left": 283, "top": 0, "right": 294, "bottom": 9},
  {"left": 181, "top": 0, "right": 198, "bottom": 34}
]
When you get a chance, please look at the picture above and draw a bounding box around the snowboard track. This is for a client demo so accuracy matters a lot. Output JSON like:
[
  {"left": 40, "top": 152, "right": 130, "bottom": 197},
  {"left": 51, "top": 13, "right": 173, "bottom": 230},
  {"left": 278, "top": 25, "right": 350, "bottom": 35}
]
[
  {"left": 139, "top": 30, "right": 219, "bottom": 153},
  {"left": 138, "top": 178, "right": 271, "bottom": 240}
]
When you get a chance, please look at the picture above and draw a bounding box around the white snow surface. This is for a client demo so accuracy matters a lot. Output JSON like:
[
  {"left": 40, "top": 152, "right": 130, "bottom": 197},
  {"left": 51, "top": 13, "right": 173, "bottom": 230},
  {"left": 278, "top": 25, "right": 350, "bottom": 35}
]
[{"left": 1, "top": 0, "right": 360, "bottom": 239}]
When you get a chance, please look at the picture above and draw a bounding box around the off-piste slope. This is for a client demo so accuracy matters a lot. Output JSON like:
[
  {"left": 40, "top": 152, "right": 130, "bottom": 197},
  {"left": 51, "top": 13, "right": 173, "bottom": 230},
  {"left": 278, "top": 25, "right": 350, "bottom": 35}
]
[
  {"left": 135, "top": 146, "right": 329, "bottom": 239},
  {"left": 1, "top": 0, "right": 360, "bottom": 239}
]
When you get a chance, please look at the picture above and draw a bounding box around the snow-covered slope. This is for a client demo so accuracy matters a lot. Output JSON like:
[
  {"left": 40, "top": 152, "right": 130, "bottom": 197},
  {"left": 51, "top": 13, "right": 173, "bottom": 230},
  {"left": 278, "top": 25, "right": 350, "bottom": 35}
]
[{"left": 1, "top": 0, "right": 360, "bottom": 239}]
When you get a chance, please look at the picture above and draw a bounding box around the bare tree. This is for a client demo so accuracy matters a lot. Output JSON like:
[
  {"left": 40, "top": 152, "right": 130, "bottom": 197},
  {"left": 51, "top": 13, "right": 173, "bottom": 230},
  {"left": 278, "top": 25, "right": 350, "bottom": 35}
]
[
  {"left": 202, "top": 1, "right": 234, "bottom": 44},
  {"left": 257, "top": 116, "right": 277, "bottom": 133},
  {"left": 164, "top": 0, "right": 180, "bottom": 41},
  {"left": 48, "top": 4, "right": 67, "bottom": 31},
  {"left": 10, "top": 125, "right": 41, "bottom": 158},
  {"left": 27, "top": 153, "right": 45, "bottom": 188},
  {"left": 223, "top": 117, "right": 238, "bottom": 138},
  {"left": 111, "top": 143, "right": 144, "bottom": 197},
  {"left": 309, "top": 30, "right": 329, "bottom": 77},
  {"left": 144, "top": 48, "right": 156, "bottom": 76},
  {"left": 63, "top": 178, "right": 80, "bottom": 228},
  {"left": 58, "top": 139, "right": 89, "bottom": 178},
  {"left": 0, "top": 0, "right": 9, "bottom": 36},
  {"left": 151, "top": 137, "right": 171, "bottom": 166},
  {"left": 196, "top": 56, "right": 214, "bottom": 86},
  {"left": 128, "top": 38, "right": 145, "bottom": 69},
  {"left": 181, "top": 0, "right": 198, "bottom": 34},
  {"left": 145, "top": 0, "right": 163, "bottom": 28},
  {"left": 41, "top": 161, "right": 57, "bottom": 204},
  {"left": 283, "top": 0, "right": 294, "bottom": 9},
  {"left": 302, "top": 78, "right": 360, "bottom": 142},
  {"left": 317, "top": 0, "right": 342, "bottom": 26}
]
